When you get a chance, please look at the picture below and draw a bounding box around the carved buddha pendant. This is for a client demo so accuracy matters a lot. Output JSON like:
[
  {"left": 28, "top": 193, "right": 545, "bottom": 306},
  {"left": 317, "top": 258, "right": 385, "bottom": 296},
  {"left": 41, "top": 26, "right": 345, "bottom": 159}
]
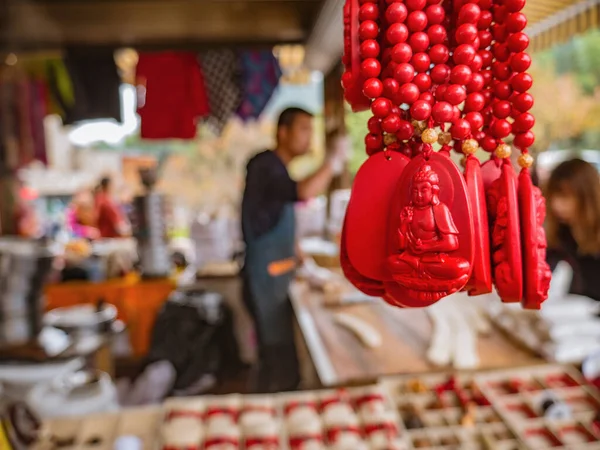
[{"left": 385, "top": 150, "right": 475, "bottom": 307}]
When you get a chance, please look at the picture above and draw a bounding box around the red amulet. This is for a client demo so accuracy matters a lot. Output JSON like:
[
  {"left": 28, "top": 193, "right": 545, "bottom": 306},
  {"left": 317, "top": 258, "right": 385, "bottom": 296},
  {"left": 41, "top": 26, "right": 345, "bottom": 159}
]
[
  {"left": 345, "top": 151, "right": 410, "bottom": 281},
  {"left": 487, "top": 161, "right": 523, "bottom": 303},
  {"left": 385, "top": 152, "right": 475, "bottom": 307}
]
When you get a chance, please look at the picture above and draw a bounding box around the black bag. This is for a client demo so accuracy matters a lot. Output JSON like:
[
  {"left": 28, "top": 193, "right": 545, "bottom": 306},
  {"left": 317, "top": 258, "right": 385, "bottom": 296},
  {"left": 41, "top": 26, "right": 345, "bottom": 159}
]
[{"left": 145, "top": 290, "right": 243, "bottom": 393}]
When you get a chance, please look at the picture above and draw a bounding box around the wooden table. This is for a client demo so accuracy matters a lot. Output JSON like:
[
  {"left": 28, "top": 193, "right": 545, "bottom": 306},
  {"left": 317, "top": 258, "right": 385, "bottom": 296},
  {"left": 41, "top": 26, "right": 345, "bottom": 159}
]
[{"left": 290, "top": 281, "right": 543, "bottom": 387}]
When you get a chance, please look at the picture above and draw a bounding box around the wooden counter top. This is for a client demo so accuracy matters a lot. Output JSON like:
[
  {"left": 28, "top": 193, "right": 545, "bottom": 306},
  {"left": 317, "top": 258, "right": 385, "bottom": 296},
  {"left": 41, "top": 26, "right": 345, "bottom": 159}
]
[{"left": 290, "top": 281, "right": 543, "bottom": 387}]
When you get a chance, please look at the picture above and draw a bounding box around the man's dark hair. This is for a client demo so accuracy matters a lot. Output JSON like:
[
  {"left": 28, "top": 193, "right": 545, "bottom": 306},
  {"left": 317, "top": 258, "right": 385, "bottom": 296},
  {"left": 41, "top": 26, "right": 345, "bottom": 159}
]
[
  {"left": 99, "top": 177, "right": 111, "bottom": 191},
  {"left": 276, "top": 107, "right": 313, "bottom": 130}
]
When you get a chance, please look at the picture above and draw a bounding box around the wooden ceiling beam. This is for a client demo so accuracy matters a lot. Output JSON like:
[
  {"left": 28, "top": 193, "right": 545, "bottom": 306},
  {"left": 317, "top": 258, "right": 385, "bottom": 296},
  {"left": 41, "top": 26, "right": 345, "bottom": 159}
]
[{"left": 3, "top": 0, "right": 320, "bottom": 48}]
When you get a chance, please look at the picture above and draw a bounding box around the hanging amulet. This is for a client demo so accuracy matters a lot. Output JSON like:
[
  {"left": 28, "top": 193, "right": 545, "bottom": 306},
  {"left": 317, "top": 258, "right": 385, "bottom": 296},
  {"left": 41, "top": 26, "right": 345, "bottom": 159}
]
[{"left": 384, "top": 152, "right": 475, "bottom": 307}]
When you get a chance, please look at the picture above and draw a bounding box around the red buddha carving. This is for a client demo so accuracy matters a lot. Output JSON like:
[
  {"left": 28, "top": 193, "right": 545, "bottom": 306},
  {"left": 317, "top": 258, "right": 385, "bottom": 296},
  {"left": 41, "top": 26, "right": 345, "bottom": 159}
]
[{"left": 387, "top": 164, "right": 471, "bottom": 302}]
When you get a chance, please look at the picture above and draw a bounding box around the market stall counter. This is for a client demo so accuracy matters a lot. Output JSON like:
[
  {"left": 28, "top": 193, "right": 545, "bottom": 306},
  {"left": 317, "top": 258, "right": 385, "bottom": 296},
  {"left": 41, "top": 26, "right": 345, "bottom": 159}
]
[
  {"left": 44, "top": 273, "right": 176, "bottom": 357},
  {"left": 290, "top": 280, "right": 543, "bottom": 388}
]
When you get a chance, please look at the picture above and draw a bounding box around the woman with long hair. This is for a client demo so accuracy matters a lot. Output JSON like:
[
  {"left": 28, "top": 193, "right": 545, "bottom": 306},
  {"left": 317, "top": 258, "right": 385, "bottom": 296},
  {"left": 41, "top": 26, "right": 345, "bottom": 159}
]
[{"left": 545, "top": 158, "right": 600, "bottom": 300}]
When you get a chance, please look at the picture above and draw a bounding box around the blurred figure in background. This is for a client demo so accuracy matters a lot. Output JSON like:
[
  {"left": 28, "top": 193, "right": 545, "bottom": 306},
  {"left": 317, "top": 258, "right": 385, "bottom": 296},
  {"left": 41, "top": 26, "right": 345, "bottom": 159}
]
[
  {"left": 66, "top": 188, "right": 100, "bottom": 239},
  {"left": 545, "top": 158, "right": 600, "bottom": 301},
  {"left": 95, "top": 176, "right": 131, "bottom": 238}
]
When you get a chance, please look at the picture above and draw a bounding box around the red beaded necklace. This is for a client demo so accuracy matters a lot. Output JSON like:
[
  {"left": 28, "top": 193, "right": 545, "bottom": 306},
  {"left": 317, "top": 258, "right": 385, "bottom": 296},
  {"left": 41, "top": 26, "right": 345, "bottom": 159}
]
[{"left": 341, "top": 0, "right": 550, "bottom": 309}]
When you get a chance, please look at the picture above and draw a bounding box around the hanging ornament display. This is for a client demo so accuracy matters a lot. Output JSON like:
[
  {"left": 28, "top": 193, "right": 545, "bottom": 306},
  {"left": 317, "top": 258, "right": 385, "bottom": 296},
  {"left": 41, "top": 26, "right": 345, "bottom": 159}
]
[{"left": 341, "top": 0, "right": 550, "bottom": 310}]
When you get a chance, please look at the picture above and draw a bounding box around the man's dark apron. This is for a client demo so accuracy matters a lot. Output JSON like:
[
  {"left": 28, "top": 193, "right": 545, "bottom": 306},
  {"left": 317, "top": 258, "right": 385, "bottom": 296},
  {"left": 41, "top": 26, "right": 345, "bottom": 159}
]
[{"left": 242, "top": 203, "right": 299, "bottom": 391}]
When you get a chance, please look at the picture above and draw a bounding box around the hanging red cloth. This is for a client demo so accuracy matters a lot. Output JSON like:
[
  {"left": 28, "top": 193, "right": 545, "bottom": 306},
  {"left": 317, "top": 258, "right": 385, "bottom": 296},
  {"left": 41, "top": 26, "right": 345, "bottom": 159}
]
[{"left": 136, "top": 52, "right": 210, "bottom": 139}]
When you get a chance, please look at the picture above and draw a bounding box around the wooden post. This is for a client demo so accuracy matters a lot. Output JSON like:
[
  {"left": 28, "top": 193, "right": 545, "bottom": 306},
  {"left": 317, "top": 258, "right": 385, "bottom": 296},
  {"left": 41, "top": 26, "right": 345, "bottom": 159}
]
[{"left": 323, "top": 62, "right": 350, "bottom": 191}]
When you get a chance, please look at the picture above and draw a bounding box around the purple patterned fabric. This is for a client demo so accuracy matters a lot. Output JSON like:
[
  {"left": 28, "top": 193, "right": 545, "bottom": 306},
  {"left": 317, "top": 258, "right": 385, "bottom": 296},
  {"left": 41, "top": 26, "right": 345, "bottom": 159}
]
[{"left": 237, "top": 51, "right": 282, "bottom": 121}]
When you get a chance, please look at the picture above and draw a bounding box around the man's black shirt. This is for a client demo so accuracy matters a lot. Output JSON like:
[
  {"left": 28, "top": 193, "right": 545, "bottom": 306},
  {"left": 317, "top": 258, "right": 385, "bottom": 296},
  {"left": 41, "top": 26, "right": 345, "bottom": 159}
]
[{"left": 241, "top": 150, "right": 298, "bottom": 242}]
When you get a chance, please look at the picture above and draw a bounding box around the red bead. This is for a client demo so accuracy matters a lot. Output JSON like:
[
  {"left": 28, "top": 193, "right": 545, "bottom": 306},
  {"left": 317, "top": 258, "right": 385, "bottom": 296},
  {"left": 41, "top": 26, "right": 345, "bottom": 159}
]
[
  {"left": 506, "top": 12, "right": 527, "bottom": 33},
  {"left": 451, "top": 119, "right": 471, "bottom": 140},
  {"left": 511, "top": 73, "right": 533, "bottom": 92},
  {"left": 414, "top": 73, "right": 432, "bottom": 92},
  {"left": 407, "top": 11, "right": 428, "bottom": 32},
  {"left": 387, "top": 23, "right": 409, "bottom": 44},
  {"left": 513, "top": 92, "right": 534, "bottom": 112},
  {"left": 383, "top": 78, "right": 400, "bottom": 98},
  {"left": 363, "top": 78, "right": 384, "bottom": 98},
  {"left": 411, "top": 141, "right": 427, "bottom": 157},
  {"left": 492, "top": 100, "right": 512, "bottom": 119},
  {"left": 481, "top": 70, "right": 493, "bottom": 86},
  {"left": 450, "top": 64, "right": 472, "bottom": 85},
  {"left": 458, "top": 3, "right": 481, "bottom": 25},
  {"left": 429, "top": 44, "right": 449, "bottom": 64},
  {"left": 508, "top": 32, "right": 530, "bottom": 53},
  {"left": 391, "top": 43, "right": 413, "bottom": 63},
  {"left": 410, "top": 100, "right": 432, "bottom": 121},
  {"left": 478, "top": 30, "right": 493, "bottom": 49},
  {"left": 435, "top": 84, "right": 448, "bottom": 101},
  {"left": 465, "top": 111, "right": 484, "bottom": 130},
  {"left": 409, "top": 32, "right": 430, "bottom": 52},
  {"left": 466, "top": 73, "right": 485, "bottom": 93},
  {"left": 394, "top": 63, "right": 415, "bottom": 84},
  {"left": 445, "top": 84, "right": 467, "bottom": 105},
  {"left": 478, "top": 11, "right": 493, "bottom": 30},
  {"left": 456, "top": 23, "right": 478, "bottom": 45},
  {"left": 479, "top": 0, "right": 492, "bottom": 9},
  {"left": 396, "top": 120, "right": 414, "bottom": 140},
  {"left": 367, "top": 117, "right": 382, "bottom": 134},
  {"left": 341, "top": 71, "right": 353, "bottom": 90},
  {"left": 482, "top": 90, "right": 493, "bottom": 106},
  {"left": 398, "top": 83, "right": 421, "bottom": 104},
  {"left": 360, "top": 40, "right": 380, "bottom": 59},
  {"left": 481, "top": 135, "right": 497, "bottom": 152},
  {"left": 514, "top": 131, "right": 535, "bottom": 148},
  {"left": 361, "top": 58, "right": 382, "bottom": 78},
  {"left": 411, "top": 52, "right": 431, "bottom": 73},
  {"left": 426, "top": 4, "right": 445, "bottom": 24},
  {"left": 432, "top": 101, "right": 454, "bottom": 123},
  {"left": 359, "top": 3, "right": 379, "bottom": 21},
  {"left": 493, "top": 43, "right": 511, "bottom": 62},
  {"left": 359, "top": 20, "right": 379, "bottom": 41},
  {"left": 494, "top": 81, "right": 513, "bottom": 99},
  {"left": 390, "top": 106, "right": 401, "bottom": 116},
  {"left": 505, "top": 0, "right": 526, "bottom": 13},
  {"left": 365, "top": 133, "right": 384, "bottom": 154},
  {"left": 479, "top": 50, "right": 493, "bottom": 68},
  {"left": 490, "top": 119, "right": 512, "bottom": 138},
  {"left": 406, "top": 0, "right": 427, "bottom": 10},
  {"left": 426, "top": 0, "right": 442, "bottom": 4},
  {"left": 510, "top": 52, "right": 532, "bottom": 72},
  {"left": 430, "top": 64, "right": 450, "bottom": 84},
  {"left": 372, "top": 98, "right": 392, "bottom": 118},
  {"left": 470, "top": 54, "right": 483, "bottom": 73},
  {"left": 427, "top": 24, "right": 447, "bottom": 45},
  {"left": 453, "top": 44, "right": 476, "bottom": 65},
  {"left": 382, "top": 114, "right": 402, "bottom": 133},
  {"left": 385, "top": 3, "right": 408, "bottom": 23},
  {"left": 464, "top": 92, "right": 485, "bottom": 112},
  {"left": 492, "top": 62, "right": 511, "bottom": 81},
  {"left": 452, "top": 106, "right": 461, "bottom": 122},
  {"left": 493, "top": 6, "right": 508, "bottom": 23},
  {"left": 491, "top": 24, "right": 508, "bottom": 42},
  {"left": 513, "top": 112, "right": 535, "bottom": 132},
  {"left": 419, "top": 92, "right": 435, "bottom": 104}
]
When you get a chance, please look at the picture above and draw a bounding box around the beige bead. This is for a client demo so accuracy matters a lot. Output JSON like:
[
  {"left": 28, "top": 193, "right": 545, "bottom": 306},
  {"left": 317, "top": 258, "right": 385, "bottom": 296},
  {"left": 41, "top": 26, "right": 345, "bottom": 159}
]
[
  {"left": 383, "top": 133, "right": 397, "bottom": 146},
  {"left": 421, "top": 128, "right": 438, "bottom": 144},
  {"left": 411, "top": 120, "right": 427, "bottom": 132},
  {"left": 518, "top": 152, "right": 534, "bottom": 168},
  {"left": 462, "top": 139, "right": 479, "bottom": 155},
  {"left": 438, "top": 132, "right": 452, "bottom": 145},
  {"left": 494, "top": 143, "right": 512, "bottom": 159}
]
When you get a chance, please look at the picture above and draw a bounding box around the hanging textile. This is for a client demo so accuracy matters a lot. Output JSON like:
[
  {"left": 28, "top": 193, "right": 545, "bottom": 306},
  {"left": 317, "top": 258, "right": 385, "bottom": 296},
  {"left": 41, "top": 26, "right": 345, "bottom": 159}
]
[
  {"left": 200, "top": 50, "right": 243, "bottom": 134},
  {"left": 136, "top": 51, "right": 210, "bottom": 140},
  {"left": 237, "top": 50, "right": 282, "bottom": 121},
  {"left": 63, "top": 47, "right": 122, "bottom": 124},
  {"left": 22, "top": 57, "right": 75, "bottom": 121}
]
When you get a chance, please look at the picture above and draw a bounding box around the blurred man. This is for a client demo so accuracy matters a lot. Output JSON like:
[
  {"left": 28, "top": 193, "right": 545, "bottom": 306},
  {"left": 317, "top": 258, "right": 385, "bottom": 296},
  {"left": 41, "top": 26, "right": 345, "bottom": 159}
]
[
  {"left": 241, "top": 107, "right": 347, "bottom": 392},
  {"left": 95, "top": 177, "right": 130, "bottom": 238}
]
